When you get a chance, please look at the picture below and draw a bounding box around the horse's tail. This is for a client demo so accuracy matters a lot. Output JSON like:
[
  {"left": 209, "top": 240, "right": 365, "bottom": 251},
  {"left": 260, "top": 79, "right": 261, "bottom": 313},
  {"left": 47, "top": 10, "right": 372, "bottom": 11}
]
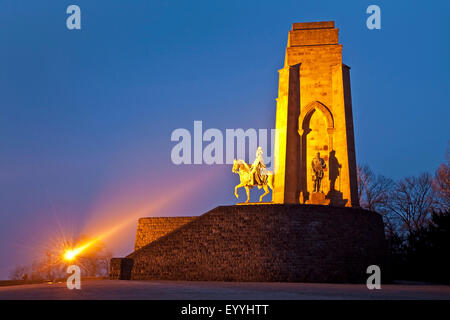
[{"left": 267, "top": 171, "right": 274, "bottom": 190}]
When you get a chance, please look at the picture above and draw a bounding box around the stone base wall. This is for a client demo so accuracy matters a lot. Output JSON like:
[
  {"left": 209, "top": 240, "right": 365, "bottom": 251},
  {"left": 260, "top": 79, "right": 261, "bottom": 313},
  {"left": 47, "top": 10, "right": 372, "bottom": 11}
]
[
  {"left": 110, "top": 258, "right": 133, "bottom": 280},
  {"left": 112, "top": 204, "right": 386, "bottom": 283},
  {"left": 134, "top": 217, "right": 196, "bottom": 250}
]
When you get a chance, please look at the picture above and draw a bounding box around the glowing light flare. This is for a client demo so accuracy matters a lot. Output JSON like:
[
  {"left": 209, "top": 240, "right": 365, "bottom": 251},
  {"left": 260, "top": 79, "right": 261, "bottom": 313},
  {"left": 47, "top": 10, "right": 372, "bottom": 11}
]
[
  {"left": 62, "top": 213, "right": 151, "bottom": 262},
  {"left": 63, "top": 250, "right": 76, "bottom": 261},
  {"left": 63, "top": 238, "right": 99, "bottom": 261},
  {"left": 62, "top": 172, "right": 214, "bottom": 262}
]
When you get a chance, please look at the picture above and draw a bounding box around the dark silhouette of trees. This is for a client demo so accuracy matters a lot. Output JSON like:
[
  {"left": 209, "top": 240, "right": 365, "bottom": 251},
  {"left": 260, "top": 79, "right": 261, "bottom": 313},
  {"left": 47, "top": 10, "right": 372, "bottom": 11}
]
[
  {"left": 393, "top": 211, "right": 450, "bottom": 284},
  {"left": 357, "top": 165, "right": 394, "bottom": 212},
  {"left": 386, "top": 173, "right": 436, "bottom": 234},
  {"left": 433, "top": 161, "right": 450, "bottom": 212},
  {"left": 358, "top": 151, "right": 450, "bottom": 283},
  {"left": 8, "top": 265, "right": 28, "bottom": 281}
]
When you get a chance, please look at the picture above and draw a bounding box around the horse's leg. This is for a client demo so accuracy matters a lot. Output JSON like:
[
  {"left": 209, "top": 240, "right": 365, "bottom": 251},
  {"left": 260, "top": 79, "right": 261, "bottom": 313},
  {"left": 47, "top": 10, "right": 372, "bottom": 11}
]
[
  {"left": 259, "top": 185, "right": 269, "bottom": 202},
  {"left": 235, "top": 183, "right": 243, "bottom": 199},
  {"left": 245, "top": 186, "right": 250, "bottom": 203}
]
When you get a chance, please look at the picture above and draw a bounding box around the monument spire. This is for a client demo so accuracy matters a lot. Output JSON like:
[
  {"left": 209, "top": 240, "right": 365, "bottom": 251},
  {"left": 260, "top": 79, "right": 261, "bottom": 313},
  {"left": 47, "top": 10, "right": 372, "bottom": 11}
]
[{"left": 272, "top": 21, "right": 359, "bottom": 207}]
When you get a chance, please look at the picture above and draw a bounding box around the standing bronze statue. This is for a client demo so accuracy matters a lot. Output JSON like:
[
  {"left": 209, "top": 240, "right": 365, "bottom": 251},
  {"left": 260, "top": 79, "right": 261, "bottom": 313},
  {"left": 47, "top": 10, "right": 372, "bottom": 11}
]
[{"left": 311, "top": 152, "right": 326, "bottom": 192}]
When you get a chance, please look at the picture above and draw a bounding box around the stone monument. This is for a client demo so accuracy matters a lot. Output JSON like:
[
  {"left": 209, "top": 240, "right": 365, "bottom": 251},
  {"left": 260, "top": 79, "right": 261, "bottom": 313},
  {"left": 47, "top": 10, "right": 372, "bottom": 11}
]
[{"left": 110, "top": 22, "right": 386, "bottom": 283}]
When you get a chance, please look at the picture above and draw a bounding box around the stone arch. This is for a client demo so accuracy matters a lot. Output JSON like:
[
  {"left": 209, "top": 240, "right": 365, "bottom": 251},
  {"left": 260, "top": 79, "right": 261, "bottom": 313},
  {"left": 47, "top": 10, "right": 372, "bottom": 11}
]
[
  {"left": 299, "top": 101, "right": 334, "bottom": 131},
  {"left": 298, "top": 101, "right": 334, "bottom": 150},
  {"left": 298, "top": 101, "right": 335, "bottom": 203}
]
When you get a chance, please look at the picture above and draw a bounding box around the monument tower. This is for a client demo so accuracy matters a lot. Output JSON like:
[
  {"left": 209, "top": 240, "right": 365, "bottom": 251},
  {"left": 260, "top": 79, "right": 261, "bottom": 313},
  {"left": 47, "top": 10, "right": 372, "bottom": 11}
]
[{"left": 272, "top": 21, "right": 359, "bottom": 207}]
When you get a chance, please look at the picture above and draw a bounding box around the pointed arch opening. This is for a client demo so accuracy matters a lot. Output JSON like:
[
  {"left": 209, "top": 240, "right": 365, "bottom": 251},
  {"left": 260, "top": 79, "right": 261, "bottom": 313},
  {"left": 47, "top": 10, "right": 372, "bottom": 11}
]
[{"left": 298, "top": 101, "right": 336, "bottom": 204}]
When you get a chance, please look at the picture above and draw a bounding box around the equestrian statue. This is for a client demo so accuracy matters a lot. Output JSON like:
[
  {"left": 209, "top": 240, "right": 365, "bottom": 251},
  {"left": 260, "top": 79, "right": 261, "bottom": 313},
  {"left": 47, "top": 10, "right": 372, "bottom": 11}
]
[{"left": 232, "top": 146, "right": 274, "bottom": 203}]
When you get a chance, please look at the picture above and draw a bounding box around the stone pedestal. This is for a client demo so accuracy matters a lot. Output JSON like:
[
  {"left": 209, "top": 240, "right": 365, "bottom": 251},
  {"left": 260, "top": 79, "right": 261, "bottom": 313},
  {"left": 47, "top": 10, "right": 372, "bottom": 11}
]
[
  {"left": 111, "top": 204, "right": 386, "bottom": 283},
  {"left": 307, "top": 192, "right": 331, "bottom": 205}
]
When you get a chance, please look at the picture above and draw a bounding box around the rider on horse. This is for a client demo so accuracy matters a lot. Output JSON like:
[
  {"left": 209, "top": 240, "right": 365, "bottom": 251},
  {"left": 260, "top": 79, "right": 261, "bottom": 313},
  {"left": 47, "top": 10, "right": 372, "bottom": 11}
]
[
  {"left": 250, "top": 147, "right": 267, "bottom": 187},
  {"left": 232, "top": 146, "right": 274, "bottom": 203}
]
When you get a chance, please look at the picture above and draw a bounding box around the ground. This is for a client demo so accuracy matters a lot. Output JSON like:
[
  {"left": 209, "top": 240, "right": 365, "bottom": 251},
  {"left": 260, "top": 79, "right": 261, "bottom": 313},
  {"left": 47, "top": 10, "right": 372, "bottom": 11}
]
[{"left": 0, "top": 280, "right": 449, "bottom": 300}]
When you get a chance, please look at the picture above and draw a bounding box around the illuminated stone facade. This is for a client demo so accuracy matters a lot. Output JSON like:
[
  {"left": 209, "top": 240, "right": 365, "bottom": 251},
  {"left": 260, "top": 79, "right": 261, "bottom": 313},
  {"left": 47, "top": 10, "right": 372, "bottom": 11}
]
[
  {"left": 134, "top": 217, "right": 196, "bottom": 251},
  {"left": 273, "top": 21, "right": 359, "bottom": 207}
]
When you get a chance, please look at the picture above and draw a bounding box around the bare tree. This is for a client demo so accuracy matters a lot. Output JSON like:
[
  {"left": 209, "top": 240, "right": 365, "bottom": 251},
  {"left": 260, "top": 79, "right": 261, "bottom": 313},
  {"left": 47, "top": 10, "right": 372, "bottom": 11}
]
[
  {"left": 357, "top": 165, "right": 371, "bottom": 205},
  {"left": 386, "top": 173, "right": 436, "bottom": 234},
  {"left": 357, "top": 165, "right": 394, "bottom": 212},
  {"left": 8, "top": 265, "right": 29, "bottom": 281},
  {"left": 29, "top": 259, "right": 50, "bottom": 281},
  {"left": 74, "top": 237, "right": 112, "bottom": 277},
  {"left": 433, "top": 161, "right": 450, "bottom": 212}
]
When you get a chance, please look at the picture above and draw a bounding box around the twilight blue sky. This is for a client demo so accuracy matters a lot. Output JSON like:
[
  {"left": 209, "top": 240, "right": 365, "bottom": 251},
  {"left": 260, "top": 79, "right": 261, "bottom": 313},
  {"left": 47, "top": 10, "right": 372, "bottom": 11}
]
[{"left": 0, "top": 0, "right": 449, "bottom": 278}]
